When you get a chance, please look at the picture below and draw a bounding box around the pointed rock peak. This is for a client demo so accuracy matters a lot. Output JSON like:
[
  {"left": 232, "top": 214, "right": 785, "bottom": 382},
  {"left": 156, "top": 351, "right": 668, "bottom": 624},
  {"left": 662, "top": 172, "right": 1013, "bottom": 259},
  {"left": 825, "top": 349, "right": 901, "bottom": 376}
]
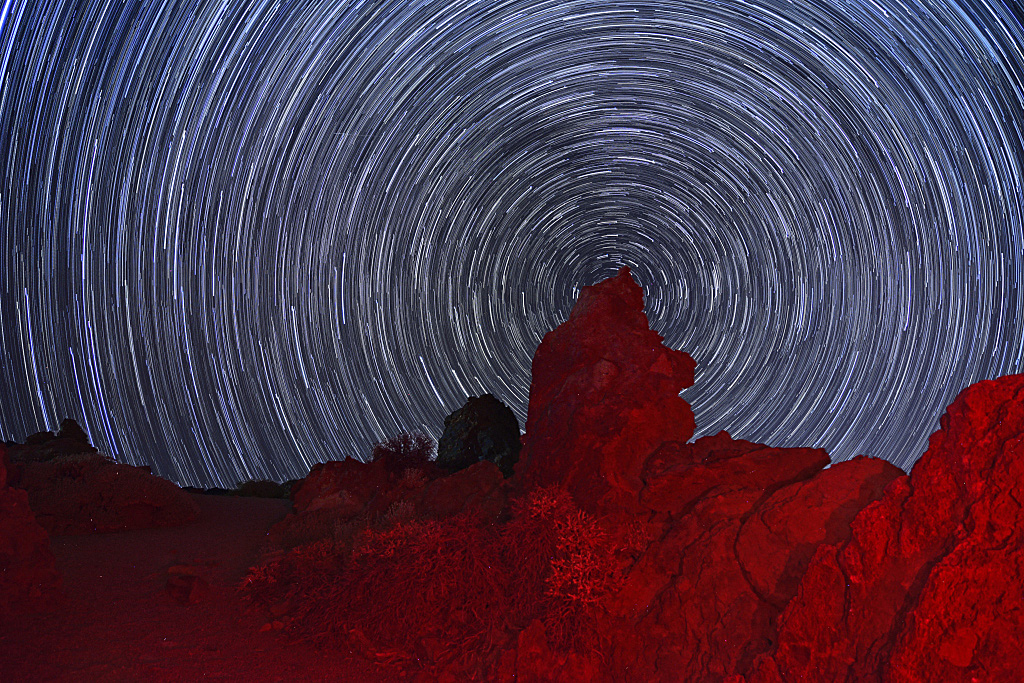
[
  {"left": 516, "top": 267, "right": 696, "bottom": 512},
  {"left": 569, "top": 266, "right": 645, "bottom": 319}
]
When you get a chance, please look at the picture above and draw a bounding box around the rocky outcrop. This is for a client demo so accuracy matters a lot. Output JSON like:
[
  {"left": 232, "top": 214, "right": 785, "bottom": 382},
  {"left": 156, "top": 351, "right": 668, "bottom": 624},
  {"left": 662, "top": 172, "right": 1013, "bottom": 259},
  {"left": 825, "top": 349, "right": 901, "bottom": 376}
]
[
  {"left": 243, "top": 268, "right": 1024, "bottom": 682},
  {"left": 495, "top": 430, "right": 903, "bottom": 682},
  {"left": 515, "top": 267, "right": 697, "bottom": 514},
  {"left": 437, "top": 394, "right": 521, "bottom": 477},
  {"left": 6, "top": 419, "right": 99, "bottom": 470},
  {"left": 272, "top": 453, "right": 506, "bottom": 551},
  {"left": 747, "top": 374, "right": 1024, "bottom": 683},
  {"left": 7, "top": 421, "right": 199, "bottom": 534}
]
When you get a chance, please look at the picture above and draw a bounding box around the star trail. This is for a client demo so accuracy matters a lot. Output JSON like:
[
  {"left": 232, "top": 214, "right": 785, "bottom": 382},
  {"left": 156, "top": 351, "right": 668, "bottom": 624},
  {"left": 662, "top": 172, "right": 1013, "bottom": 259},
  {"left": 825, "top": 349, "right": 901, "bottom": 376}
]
[{"left": 2, "top": 0, "right": 1023, "bottom": 488}]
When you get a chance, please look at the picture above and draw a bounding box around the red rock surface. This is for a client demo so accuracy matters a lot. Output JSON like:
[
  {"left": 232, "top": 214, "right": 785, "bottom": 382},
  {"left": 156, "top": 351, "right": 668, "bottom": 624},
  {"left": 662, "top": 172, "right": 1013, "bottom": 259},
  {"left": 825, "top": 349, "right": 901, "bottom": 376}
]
[
  {"left": 748, "top": 374, "right": 1024, "bottom": 683},
  {"left": 245, "top": 269, "right": 918, "bottom": 681},
  {"left": 515, "top": 267, "right": 697, "bottom": 513},
  {"left": 572, "top": 436, "right": 901, "bottom": 682},
  {"left": 270, "top": 453, "right": 505, "bottom": 552}
]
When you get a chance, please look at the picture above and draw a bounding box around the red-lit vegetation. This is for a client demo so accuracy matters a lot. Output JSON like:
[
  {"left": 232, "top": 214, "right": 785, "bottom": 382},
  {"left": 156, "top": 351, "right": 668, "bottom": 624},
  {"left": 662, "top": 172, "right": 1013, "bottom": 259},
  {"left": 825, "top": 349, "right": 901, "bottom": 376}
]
[{"left": 240, "top": 485, "right": 627, "bottom": 678}]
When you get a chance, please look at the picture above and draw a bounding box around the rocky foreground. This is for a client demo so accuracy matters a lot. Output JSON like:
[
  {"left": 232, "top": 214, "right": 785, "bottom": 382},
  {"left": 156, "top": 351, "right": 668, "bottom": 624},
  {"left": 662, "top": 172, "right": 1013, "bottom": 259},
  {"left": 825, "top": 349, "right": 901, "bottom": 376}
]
[{"left": 3, "top": 267, "right": 1022, "bottom": 681}]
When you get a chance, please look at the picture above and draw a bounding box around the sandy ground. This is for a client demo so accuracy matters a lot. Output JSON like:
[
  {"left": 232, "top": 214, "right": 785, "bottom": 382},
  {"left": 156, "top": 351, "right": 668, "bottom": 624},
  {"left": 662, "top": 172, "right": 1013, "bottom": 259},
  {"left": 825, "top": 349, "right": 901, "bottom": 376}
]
[{"left": 1, "top": 494, "right": 398, "bottom": 682}]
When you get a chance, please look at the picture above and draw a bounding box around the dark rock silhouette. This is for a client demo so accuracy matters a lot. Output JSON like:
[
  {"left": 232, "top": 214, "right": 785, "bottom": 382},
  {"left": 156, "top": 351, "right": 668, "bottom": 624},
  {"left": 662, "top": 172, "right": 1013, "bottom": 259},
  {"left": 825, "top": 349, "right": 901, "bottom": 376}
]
[
  {"left": 7, "top": 420, "right": 198, "bottom": 534},
  {"left": 6, "top": 418, "right": 98, "bottom": 475},
  {"left": 437, "top": 393, "right": 521, "bottom": 477},
  {"left": 56, "top": 418, "right": 90, "bottom": 443}
]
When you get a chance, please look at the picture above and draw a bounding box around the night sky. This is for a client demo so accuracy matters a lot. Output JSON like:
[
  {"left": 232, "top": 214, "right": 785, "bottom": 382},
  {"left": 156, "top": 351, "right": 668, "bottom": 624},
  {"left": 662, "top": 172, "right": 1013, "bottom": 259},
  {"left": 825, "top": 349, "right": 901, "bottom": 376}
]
[{"left": 2, "top": 0, "right": 1023, "bottom": 488}]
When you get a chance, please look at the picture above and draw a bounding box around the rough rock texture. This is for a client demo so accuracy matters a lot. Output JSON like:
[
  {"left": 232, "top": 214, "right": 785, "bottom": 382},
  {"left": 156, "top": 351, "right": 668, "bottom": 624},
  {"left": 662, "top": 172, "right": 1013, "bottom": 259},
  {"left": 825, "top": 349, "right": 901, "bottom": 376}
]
[
  {"left": 515, "top": 267, "right": 697, "bottom": 513},
  {"left": 0, "top": 443, "right": 62, "bottom": 613},
  {"left": 748, "top": 374, "right": 1024, "bottom": 683},
  {"left": 15, "top": 454, "right": 200, "bottom": 534},
  {"left": 8, "top": 424, "right": 199, "bottom": 534},
  {"left": 6, "top": 419, "right": 98, "bottom": 472},
  {"left": 580, "top": 436, "right": 902, "bottom": 683},
  {"left": 291, "top": 457, "right": 392, "bottom": 516},
  {"left": 437, "top": 394, "right": 522, "bottom": 477}
]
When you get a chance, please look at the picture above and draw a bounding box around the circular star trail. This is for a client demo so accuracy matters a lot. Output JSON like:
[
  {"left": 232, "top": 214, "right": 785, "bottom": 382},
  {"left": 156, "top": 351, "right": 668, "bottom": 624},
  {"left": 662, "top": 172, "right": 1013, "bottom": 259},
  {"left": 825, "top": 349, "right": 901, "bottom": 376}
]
[{"left": 2, "top": 0, "right": 1023, "bottom": 488}]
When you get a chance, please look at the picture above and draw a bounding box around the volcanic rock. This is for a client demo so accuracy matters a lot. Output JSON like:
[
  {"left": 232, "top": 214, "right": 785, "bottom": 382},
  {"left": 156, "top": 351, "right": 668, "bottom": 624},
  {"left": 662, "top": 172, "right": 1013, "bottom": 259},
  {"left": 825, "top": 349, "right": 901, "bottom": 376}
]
[
  {"left": 416, "top": 460, "right": 506, "bottom": 520},
  {"left": 10, "top": 434, "right": 199, "bottom": 539},
  {"left": 8, "top": 419, "right": 199, "bottom": 534},
  {"left": 291, "top": 457, "right": 391, "bottom": 516},
  {"left": 502, "top": 270, "right": 907, "bottom": 681},
  {"left": 16, "top": 453, "right": 199, "bottom": 534},
  {"left": 271, "top": 453, "right": 506, "bottom": 552},
  {"left": 508, "top": 432, "right": 899, "bottom": 683},
  {"left": 748, "top": 373, "right": 1024, "bottom": 683},
  {"left": 515, "top": 267, "right": 697, "bottom": 513},
  {"left": 437, "top": 394, "right": 521, "bottom": 477}
]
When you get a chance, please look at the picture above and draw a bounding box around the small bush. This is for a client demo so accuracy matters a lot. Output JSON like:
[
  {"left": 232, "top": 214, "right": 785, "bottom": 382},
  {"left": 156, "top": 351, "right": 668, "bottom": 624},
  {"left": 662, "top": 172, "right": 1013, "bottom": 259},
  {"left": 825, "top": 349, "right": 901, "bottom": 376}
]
[
  {"left": 235, "top": 479, "right": 289, "bottom": 498},
  {"left": 371, "top": 432, "right": 436, "bottom": 473}
]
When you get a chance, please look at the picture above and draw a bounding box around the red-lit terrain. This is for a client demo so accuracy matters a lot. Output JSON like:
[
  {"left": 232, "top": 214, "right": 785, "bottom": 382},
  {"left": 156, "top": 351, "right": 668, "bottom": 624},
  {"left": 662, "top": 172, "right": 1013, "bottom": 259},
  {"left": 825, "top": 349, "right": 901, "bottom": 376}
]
[
  {"left": 0, "top": 490, "right": 399, "bottom": 682},
  {"left": 3, "top": 268, "right": 1022, "bottom": 682}
]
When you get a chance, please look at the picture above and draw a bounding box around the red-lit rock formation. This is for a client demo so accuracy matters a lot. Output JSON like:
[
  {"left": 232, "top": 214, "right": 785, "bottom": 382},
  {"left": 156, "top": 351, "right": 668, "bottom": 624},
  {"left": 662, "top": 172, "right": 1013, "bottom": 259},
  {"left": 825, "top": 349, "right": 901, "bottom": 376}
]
[
  {"left": 271, "top": 451, "right": 505, "bottom": 552},
  {"left": 499, "top": 269, "right": 906, "bottom": 680},
  {"left": 0, "top": 443, "right": 61, "bottom": 614},
  {"left": 586, "top": 437, "right": 902, "bottom": 683},
  {"left": 246, "top": 269, "right": 1024, "bottom": 682},
  {"left": 515, "top": 267, "right": 697, "bottom": 514},
  {"left": 747, "top": 374, "right": 1024, "bottom": 683}
]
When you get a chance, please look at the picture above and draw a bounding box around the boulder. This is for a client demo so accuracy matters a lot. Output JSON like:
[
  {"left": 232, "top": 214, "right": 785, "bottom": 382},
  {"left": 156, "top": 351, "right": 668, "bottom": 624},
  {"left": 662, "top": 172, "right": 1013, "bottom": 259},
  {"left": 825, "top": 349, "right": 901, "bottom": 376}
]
[{"left": 437, "top": 394, "right": 521, "bottom": 477}]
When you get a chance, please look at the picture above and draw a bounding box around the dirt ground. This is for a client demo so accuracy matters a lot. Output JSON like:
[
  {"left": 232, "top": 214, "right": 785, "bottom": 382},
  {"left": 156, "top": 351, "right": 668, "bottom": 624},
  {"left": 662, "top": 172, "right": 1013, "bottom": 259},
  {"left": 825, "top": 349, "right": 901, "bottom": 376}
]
[{"left": 1, "top": 494, "right": 399, "bottom": 682}]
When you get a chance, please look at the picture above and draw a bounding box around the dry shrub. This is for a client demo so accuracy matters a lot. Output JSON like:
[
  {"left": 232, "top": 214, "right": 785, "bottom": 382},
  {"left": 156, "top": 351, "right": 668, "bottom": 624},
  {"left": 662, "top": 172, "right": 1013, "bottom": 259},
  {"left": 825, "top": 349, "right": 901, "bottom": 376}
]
[
  {"left": 371, "top": 432, "right": 436, "bottom": 473},
  {"left": 266, "top": 506, "right": 356, "bottom": 551},
  {"left": 242, "top": 484, "right": 626, "bottom": 676},
  {"left": 506, "top": 487, "right": 622, "bottom": 652}
]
